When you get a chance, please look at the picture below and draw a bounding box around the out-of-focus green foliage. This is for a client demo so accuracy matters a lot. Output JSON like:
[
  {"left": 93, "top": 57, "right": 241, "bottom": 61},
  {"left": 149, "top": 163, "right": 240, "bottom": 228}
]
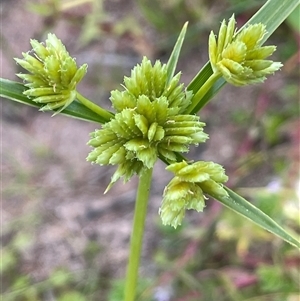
[{"left": 286, "top": 5, "right": 300, "bottom": 32}]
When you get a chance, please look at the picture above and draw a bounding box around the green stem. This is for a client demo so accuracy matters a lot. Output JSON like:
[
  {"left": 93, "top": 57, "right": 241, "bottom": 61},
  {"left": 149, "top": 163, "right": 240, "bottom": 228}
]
[
  {"left": 76, "top": 91, "right": 114, "bottom": 122},
  {"left": 124, "top": 167, "right": 153, "bottom": 301},
  {"left": 185, "top": 71, "right": 222, "bottom": 114}
]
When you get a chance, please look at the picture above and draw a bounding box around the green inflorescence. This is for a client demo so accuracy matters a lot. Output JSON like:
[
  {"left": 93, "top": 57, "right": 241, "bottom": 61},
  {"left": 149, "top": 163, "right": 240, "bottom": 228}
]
[
  {"left": 87, "top": 57, "right": 209, "bottom": 192},
  {"left": 209, "top": 14, "right": 282, "bottom": 86},
  {"left": 15, "top": 33, "right": 87, "bottom": 114},
  {"left": 160, "top": 161, "right": 228, "bottom": 228}
]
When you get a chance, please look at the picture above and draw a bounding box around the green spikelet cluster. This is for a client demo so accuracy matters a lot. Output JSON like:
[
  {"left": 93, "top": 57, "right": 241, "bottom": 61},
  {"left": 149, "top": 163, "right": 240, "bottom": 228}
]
[
  {"left": 87, "top": 57, "right": 208, "bottom": 191},
  {"left": 209, "top": 14, "right": 282, "bottom": 86},
  {"left": 159, "top": 161, "right": 228, "bottom": 228},
  {"left": 15, "top": 33, "right": 87, "bottom": 114}
]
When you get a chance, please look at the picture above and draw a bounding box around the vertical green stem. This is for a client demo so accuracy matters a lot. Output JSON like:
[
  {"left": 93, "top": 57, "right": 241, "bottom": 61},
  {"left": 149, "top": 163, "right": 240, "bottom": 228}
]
[
  {"left": 76, "top": 92, "right": 114, "bottom": 122},
  {"left": 186, "top": 72, "right": 222, "bottom": 114},
  {"left": 124, "top": 167, "right": 153, "bottom": 301}
]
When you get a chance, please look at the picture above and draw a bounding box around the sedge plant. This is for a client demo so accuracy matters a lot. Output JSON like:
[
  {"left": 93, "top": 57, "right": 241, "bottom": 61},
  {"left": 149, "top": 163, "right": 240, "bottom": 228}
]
[{"left": 1, "top": 0, "right": 299, "bottom": 299}]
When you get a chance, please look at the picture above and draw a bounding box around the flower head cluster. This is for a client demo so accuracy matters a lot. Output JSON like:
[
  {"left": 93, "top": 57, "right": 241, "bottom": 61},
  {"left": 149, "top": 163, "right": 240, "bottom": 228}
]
[
  {"left": 209, "top": 14, "right": 282, "bottom": 86},
  {"left": 159, "top": 161, "right": 228, "bottom": 228},
  {"left": 87, "top": 57, "right": 208, "bottom": 190},
  {"left": 15, "top": 33, "right": 87, "bottom": 114}
]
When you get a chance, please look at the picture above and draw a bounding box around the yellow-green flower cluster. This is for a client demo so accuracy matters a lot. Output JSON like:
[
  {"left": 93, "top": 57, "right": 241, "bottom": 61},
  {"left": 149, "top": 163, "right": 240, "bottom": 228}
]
[
  {"left": 159, "top": 161, "right": 228, "bottom": 228},
  {"left": 209, "top": 14, "right": 282, "bottom": 86},
  {"left": 15, "top": 33, "right": 87, "bottom": 114},
  {"left": 87, "top": 57, "right": 208, "bottom": 190}
]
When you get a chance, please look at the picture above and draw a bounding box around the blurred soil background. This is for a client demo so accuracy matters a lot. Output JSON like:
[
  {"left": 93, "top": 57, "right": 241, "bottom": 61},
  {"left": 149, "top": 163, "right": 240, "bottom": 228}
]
[{"left": 1, "top": 0, "right": 299, "bottom": 300}]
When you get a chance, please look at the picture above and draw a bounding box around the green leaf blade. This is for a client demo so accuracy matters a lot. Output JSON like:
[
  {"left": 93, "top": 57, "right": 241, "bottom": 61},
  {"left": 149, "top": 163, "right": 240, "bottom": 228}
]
[
  {"left": 210, "top": 186, "right": 300, "bottom": 249},
  {"left": 166, "top": 22, "right": 188, "bottom": 85}
]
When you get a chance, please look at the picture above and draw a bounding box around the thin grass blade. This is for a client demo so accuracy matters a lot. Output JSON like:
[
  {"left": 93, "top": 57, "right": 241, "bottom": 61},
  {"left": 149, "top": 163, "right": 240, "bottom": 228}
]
[
  {"left": 209, "top": 186, "right": 300, "bottom": 249},
  {"left": 166, "top": 22, "right": 188, "bottom": 85}
]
